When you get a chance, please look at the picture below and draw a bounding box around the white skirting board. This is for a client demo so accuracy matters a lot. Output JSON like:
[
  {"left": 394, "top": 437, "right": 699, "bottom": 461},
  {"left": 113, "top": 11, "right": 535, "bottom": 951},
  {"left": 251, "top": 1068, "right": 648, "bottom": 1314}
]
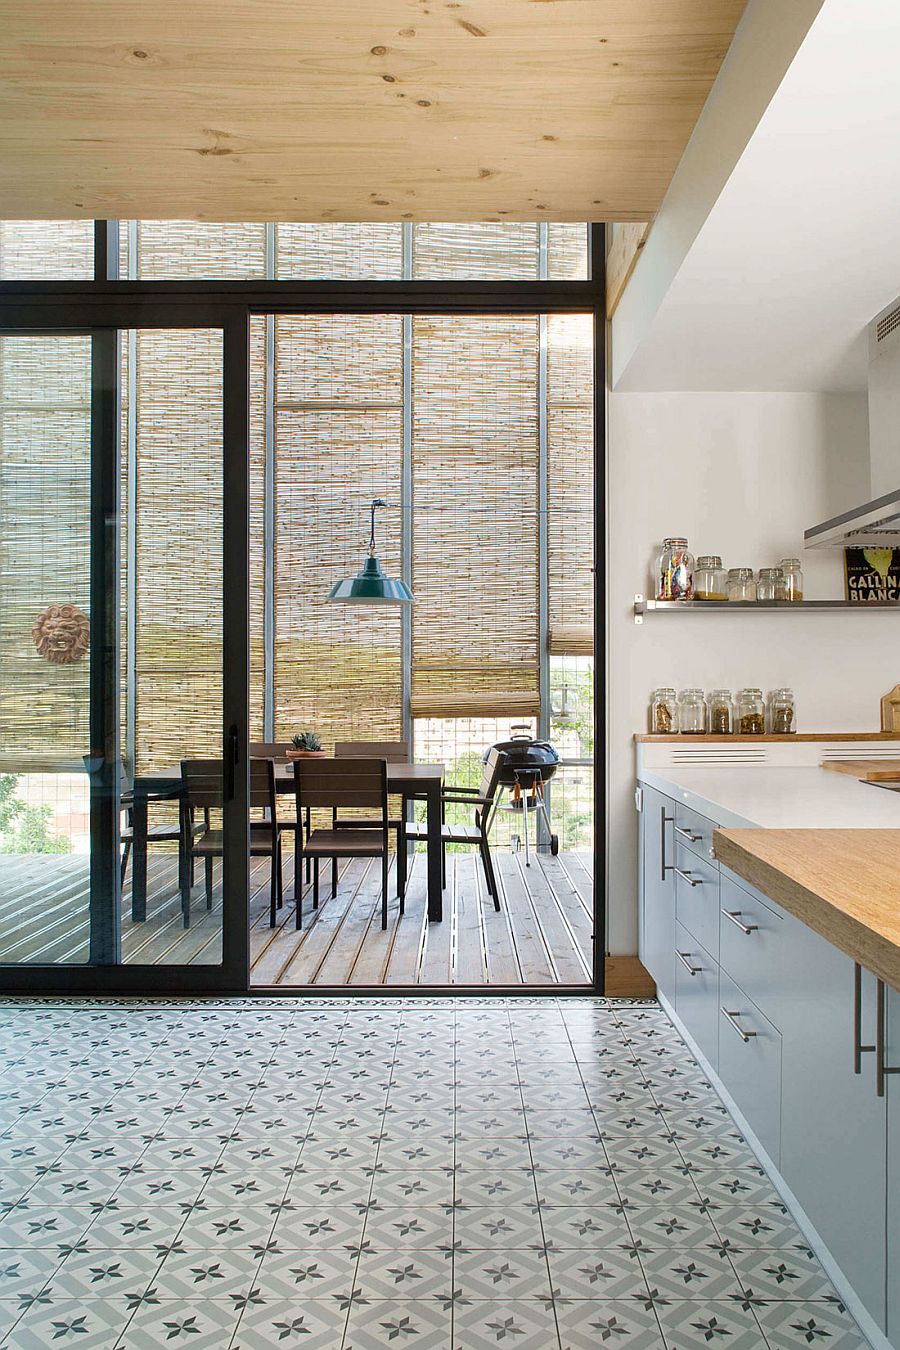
[{"left": 658, "top": 991, "right": 892, "bottom": 1350}]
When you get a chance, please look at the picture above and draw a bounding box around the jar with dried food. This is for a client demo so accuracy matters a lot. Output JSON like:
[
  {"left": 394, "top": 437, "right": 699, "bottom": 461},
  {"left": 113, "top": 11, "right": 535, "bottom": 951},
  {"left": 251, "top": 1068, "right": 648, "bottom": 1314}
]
[
  {"left": 768, "top": 687, "right": 796, "bottom": 734},
  {"left": 779, "top": 558, "right": 804, "bottom": 602},
  {"left": 757, "top": 567, "right": 785, "bottom": 602},
  {"left": 656, "top": 538, "right": 695, "bottom": 601},
  {"left": 694, "top": 555, "right": 728, "bottom": 602},
  {"left": 677, "top": 688, "right": 708, "bottom": 735},
  {"left": 649, "top": 688, "right": 677, "bottom": 735},
  {"left": 736, "top": 687, "right": 766, "bottom": 735},
  {"left": 708, "top": 689, "right": 734, "bottom": 735},
  {"left": 727, "top": 568, "right": 757, "bottom": 603}
]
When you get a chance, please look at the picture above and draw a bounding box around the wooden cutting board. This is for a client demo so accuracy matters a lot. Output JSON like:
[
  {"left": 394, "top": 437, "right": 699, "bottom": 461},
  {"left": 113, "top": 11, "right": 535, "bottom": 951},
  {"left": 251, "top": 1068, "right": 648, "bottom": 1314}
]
[{"left": 822, "top": 759, "right": 900, "bottom": 781}]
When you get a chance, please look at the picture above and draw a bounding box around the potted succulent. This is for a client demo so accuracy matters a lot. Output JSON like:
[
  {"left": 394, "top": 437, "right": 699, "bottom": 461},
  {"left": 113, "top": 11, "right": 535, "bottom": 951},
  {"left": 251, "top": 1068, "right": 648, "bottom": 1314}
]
[{"left": 287, "top": 731, "right": 326, "bottom": 761}]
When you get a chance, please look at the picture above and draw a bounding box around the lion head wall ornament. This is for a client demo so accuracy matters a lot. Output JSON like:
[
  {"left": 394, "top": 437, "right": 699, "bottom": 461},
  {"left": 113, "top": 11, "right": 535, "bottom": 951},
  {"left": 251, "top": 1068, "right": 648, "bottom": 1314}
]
[{"left": 32, "top": 604, "right": 90, "bottom": 665}]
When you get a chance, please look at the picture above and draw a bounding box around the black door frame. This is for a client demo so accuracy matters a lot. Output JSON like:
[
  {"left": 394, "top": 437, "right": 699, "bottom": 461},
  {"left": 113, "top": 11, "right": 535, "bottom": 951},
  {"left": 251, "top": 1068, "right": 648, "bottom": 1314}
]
[{"left": 0, "top": 223, "right": 606, "bottom": 996}]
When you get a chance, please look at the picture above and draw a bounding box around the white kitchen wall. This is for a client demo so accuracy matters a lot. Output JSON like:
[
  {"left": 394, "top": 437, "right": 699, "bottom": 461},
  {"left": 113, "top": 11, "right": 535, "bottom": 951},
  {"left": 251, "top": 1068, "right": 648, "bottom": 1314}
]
[{"left": 606, "top": 389, "right": 899, "bottom": 953}]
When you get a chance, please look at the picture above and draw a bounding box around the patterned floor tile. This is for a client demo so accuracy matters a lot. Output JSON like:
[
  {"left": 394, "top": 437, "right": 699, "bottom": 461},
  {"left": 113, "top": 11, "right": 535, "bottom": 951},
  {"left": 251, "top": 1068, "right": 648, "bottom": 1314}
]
[
  {"left": 711, "top": 1209, "right": 804, "bottom": 1250},
  {"left": 0, "top": 1248, "right": 63, "bottom": 1298},
  {"left": 556, "top": 1299, "right": 665, "bottom": 1350},
  {"left": 626, "top": 1204, "right": 720, "bottom": 1249},
  {"left": 372, "top": 1171, "right": 454, "bottom": 1208},
  {"left": 725, "top": 1249, "right": 837, "bottom": 1303},
  {"left": 148, "top": 1249, "right": 266, "bottom": 1300},
  {"left": 255, "top": 1247, "right": 358, "bottom": 1300},
  {"left": 120, "top": 1298, "right": 243, "bottom": 1349},
  {"left": 455, "top": 1248, "right": 553, "bottom": 1300},
  {"left": 455, "top": 1170, "right": 538, "bottom": 1207},
  {"left": 47, "top": 1249, "right": 165, "bottom": 1300},
  {"left": 654, "top": 1300, "right": 767, "bottom": 1350},
  {"left": 3, "top": 1297, "right": 132, "bottom": 1349},
  {"left": 546, "top": 1246, "right": 648, "bottom": 1300},
  {"left": 755, "top": 1300, "right": 869, "bottom": 1349},
  {"left": 234, "top": 1297, "right": 350, "bottom": 1350},
  {"left": 453, "top": 1299, "right": 559, "bottom": 1350},
  {"left": 539, "top": 1204, "right": 625, "bottom": 1249},
  {"left": 356, "top": 1248, "right": 454, "bottom": 1300},
  {"left": 454, "top": 1206, "right": 543, "bottom": 1250},
  {"left": 345, "top": 1297, "right": 450, "bottom": 1349},
  {"left": 269, "top": 1203, "right": 366, "bottom": 1250},
  {"left": 638, "top": 1248, "right": 743, "bottom": 1302},
  {"left": 365, "top": 1207, "right": 454, "bottom": 1249}
]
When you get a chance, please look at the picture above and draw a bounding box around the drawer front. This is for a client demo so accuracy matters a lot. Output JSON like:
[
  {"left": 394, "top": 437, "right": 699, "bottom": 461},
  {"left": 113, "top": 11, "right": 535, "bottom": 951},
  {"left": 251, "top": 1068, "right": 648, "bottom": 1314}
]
[
  {"left": 673, "top": 802, "right": 717, "bottom": 864},
  {"left": 674, "top": 921, "right": 719, "bottom": 1070},
  {"left": 674, "top": 841, "right": 720, "bottom": 960},
  {"left": 718, "top": 874, "right": 785, "bottom": 1027},
  {"left": 718, "top": 970, "right": 782, "bottom": 1165}
]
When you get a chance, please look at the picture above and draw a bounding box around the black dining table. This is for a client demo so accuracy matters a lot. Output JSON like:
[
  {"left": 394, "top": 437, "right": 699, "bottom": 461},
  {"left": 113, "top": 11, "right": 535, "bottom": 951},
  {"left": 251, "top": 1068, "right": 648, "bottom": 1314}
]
[{"left": 128, "top": 759, "right": 447, "bottom": 924}]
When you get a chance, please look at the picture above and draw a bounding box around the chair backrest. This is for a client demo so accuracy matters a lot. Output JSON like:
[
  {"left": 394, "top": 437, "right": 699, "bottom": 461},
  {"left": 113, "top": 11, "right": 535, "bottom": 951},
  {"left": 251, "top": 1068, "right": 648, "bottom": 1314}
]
[
  {"left": 249, "top": 741, "right": 293, "bottom": 762},
  {"left": 334, "top": 740, "right": 409, "bottom": 762},
  {"left": 293, "top": 757, "right": 388, "bottom": 816},
  {"left": 249, "top": 758, "right": 277, "bottom": 819},
  {"left": 181, "top": 760, "right": 224, "bottom": 810},
  {"left": 478, "top": 747, "right": 508, "bottom": 807}
]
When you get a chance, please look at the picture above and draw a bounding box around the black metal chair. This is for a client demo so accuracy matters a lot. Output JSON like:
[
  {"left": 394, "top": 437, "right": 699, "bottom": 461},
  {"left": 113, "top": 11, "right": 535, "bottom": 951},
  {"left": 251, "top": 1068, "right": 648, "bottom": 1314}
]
[
  {"left": 180, "top": 758, "right": 286, "bottom": 928},
  {"left": 403, "top": 747, "right": 507, "bottom": 910},
  {"left": 292, "top": 757, "right": 391, "bottom": 930}
]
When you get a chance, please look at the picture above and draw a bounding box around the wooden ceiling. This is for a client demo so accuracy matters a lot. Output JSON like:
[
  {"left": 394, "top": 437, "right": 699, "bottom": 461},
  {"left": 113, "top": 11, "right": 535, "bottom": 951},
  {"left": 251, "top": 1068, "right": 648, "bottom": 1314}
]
[{"left": 0, "top": 1, "right": 747, "bottom": 222}]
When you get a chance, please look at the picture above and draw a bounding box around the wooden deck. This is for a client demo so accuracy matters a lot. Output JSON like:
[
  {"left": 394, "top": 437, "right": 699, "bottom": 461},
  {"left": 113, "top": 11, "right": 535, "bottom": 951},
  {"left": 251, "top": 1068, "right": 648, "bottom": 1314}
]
[{"left": 0, "top": 848, "right": 594, "bottom": 986}]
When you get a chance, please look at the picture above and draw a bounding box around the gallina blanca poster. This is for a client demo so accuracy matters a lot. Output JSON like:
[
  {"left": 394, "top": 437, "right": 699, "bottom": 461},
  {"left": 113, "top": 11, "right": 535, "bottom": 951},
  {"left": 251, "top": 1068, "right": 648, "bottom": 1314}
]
[{"left": 844, "top": 547, "right": 900, "bottom": 602}]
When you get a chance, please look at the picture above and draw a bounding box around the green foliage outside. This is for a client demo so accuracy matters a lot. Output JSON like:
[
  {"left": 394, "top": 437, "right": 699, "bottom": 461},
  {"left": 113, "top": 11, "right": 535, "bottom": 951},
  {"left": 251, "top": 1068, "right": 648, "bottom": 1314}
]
[{"left": 0, "top": 774, "right": 71, "bottom": 855}]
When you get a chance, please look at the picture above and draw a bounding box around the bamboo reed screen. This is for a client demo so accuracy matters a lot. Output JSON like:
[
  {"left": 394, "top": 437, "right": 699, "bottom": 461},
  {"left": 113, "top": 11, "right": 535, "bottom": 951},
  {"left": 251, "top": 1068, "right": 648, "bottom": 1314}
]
[
  {"left": 547, "top": 313, "right": 594, "bottom": 656},
  {"left": 0, "top": 336, "right": 92, "bottom": 771},
  {"left": 0, "top": 221, "right": 93, "bottom": 280}
]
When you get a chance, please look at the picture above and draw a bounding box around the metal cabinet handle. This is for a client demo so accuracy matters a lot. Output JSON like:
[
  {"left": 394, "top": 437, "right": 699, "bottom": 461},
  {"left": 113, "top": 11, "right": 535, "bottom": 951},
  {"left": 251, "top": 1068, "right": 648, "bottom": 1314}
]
[
  {"left": 721, "top": 1008, "right": 757, "bottom": 1043},
  {"left": 660, "top": 806, "right": 674, "bottom": 882},
  {"left": 876, "top": 978, "right": 900, "bottom": 1098},
  {"left": 675, "top": 825, "right": 702, "bottom": 842},
  {"left": 853, "top": 963, "right": 876, "bottom": 1076},
  {"left": 674, "top": 867, "right": 702, "bottom": 887},
  {"left": 676, "top": 950, "right": 702, "bottom": 976},
  {"left": 721, "top": 909, "right": 758, "bottom": 935}
]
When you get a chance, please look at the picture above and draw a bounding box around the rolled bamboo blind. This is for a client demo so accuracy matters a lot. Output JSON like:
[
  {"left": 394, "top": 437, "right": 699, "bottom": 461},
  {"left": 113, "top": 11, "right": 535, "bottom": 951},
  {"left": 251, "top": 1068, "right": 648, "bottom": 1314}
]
[
  {"left": 0, "top": 335, "right": 92, "bottom": 771},
  {"left": 547, "top": 313, "right": 594, "bottom": 655}
]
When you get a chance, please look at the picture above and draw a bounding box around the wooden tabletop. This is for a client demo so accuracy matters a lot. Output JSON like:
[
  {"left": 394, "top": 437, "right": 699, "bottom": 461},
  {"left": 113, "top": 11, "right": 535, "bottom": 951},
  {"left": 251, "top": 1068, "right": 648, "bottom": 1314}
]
[
  {"left": 714, "top": 828, "right": 900, "bottom": 992},
  {"left": 821, "top": 759, "right": 900, "bottom": 782}
]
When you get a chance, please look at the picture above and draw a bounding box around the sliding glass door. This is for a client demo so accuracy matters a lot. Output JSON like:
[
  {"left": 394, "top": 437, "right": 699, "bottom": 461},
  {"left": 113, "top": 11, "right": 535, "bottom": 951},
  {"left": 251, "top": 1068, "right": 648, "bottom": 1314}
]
[{"left": 0, "top": 323, "right": 249, "bottom": 989}]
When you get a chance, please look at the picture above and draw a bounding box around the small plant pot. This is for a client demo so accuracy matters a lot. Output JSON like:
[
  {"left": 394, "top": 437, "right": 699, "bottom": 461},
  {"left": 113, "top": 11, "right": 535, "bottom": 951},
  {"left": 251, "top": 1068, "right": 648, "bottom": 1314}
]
[{"left": 286, "top": 749, "right": 327, "bottom": 761}]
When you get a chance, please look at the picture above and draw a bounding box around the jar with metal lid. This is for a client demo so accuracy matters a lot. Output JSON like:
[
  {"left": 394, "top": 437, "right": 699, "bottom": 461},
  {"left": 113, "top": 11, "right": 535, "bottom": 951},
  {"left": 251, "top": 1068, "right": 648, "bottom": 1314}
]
[
  {"left": 694, "top": 555, "right": 728, "bottom": 602},
  {"left": 779, "top": 558, "right": 804, "bottom": 602},
  {"left": 656, "top": 538, "right": 695, "bottom": 601},
  {"left": 708, "top": 689, "right": 735, "bottom": 735},
  {"left": 649, "top": 688, "right": 677, "bottom": 735},
  {"left": 768, "top": 687, "right": 796, "bottom": 734},
  {"left": 678, "top": 688, "right": 708, "bottom": 735},
  {"left": 757, "top": 567, "right": 785, "bottom": 602},
  {"left": 727, "top": 567, "right": 757, "bottom": 603},
  {"left": 736, "top": 688, "right": 766, "bottom": 735}
]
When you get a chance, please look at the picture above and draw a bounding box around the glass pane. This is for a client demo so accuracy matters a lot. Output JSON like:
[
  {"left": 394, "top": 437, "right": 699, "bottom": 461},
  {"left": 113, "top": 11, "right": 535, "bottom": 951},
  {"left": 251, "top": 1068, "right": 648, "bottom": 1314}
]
[
  {"left": 0, "top": 221, "right": 94, "bottom": 279},
  {"left": 0, "top": 335, "right": 93, "bottom": 961}
]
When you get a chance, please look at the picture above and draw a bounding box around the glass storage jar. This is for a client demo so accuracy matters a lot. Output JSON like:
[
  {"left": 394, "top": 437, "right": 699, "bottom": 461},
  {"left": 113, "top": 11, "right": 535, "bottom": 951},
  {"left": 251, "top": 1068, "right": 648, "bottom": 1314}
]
[
  {"left": 768, "top": 687, "right": 796, "bottom": 734},
  {"left": 780, "top": 558, "right": 804, "bottom": 602},
  {"left": 727, "top": 567, "right": 757, "bottom": 602},
  {"left": 694, "top": 555, "right": 728, "bottom": 602},
  {"left": 678, "top": 688, "right": 708, "bottom": 734},
  {"left": 656, "top": 538, "right": 695, "bottom": 601},
  {"left": 736, "top": 688, "right": 766, "bottom": 735},
  {"left": 757, "top": 567, "right": 785, "bottom": 602},
  {"left": 708, "top": 689, "right": 735, "bottom": 735},
  {"left": 649, "top": 688, "right": 677, "bottom": 735}
]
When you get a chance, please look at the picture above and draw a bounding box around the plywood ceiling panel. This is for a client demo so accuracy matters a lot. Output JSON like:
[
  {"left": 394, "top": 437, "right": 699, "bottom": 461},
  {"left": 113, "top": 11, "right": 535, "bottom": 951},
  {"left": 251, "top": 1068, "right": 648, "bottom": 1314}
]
[{"left": 0, "top": 0, "right": 747, "bottom": 222}]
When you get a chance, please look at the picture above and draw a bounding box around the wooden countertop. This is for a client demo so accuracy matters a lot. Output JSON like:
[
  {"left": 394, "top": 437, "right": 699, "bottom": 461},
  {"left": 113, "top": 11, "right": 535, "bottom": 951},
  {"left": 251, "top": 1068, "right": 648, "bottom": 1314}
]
[
  {"left": 821, "top": 759, "right": 900, "bottom": 782},
  {"left": 714, "top": 829, "right": 900, "bottom": 992},
  {"left": 636, "top": 733, "right": 900, "bottom": 743}
]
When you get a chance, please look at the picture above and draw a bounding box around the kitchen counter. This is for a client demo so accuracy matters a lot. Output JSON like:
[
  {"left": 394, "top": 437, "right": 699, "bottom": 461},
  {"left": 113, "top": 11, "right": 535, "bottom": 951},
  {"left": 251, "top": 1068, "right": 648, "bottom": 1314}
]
[
  {"left": 637, "top": 764, "right": 900, "bottom": 830},
  {"left": 714, "top": 829, "right": 900, "bottom": 993}
]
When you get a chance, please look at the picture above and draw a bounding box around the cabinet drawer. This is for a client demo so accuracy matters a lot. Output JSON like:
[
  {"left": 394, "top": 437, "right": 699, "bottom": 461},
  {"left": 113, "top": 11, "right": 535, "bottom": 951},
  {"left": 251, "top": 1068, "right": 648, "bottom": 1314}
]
[
  {"left": 674, "top": 921, "right": 718, "bottom": 1070},
  {"left": 718, "top": 874, "right": 785, "bottom": 1028},
  {"left": 718, "top": 970, "right": 782, "bottom": 1165},
  {"left": 673, "top": 802, "right": 717, "bottom": 863},
  {"left": 674, "top": 841, "right": 720, "bottom": 960}
]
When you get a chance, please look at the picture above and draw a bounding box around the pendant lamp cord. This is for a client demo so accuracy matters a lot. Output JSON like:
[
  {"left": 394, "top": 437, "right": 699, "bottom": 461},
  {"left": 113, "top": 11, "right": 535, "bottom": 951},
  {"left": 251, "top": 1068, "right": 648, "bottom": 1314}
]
[{"left": 368, "top": 498, "right": 387, "bottom": 557}]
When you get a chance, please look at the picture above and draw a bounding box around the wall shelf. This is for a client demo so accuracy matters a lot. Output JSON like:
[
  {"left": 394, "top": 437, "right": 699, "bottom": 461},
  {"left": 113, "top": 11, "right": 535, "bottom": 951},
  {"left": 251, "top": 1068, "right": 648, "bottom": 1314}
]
[{"left": 633, "top": 595, "right": 899, "bottom": 624}]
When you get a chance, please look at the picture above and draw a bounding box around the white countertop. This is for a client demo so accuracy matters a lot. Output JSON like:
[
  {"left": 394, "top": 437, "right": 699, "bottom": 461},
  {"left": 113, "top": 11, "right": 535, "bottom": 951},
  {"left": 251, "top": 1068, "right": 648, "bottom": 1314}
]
[{"left": 637, "top": 765, "right": 900, "bottom": 830}]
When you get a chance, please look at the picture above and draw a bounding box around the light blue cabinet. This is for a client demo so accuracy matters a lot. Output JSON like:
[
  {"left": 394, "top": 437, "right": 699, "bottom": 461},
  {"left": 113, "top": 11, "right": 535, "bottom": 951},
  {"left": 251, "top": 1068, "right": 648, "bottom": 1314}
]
[
  {"left": 887, "top": 985, "right": 900, "bottom": 1341},
  {"left": 638, "top": 784, "right": 676, "bottom": 1006},
  {"left": 673, "top": 919, "right": 718, "bottom": 1069}
]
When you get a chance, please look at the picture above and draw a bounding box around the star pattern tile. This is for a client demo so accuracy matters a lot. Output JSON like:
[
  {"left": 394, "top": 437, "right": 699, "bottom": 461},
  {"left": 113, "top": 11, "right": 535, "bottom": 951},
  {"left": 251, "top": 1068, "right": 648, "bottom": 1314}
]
[{"left": 0, "top": 996, "right": 874, "bottom": 1349}]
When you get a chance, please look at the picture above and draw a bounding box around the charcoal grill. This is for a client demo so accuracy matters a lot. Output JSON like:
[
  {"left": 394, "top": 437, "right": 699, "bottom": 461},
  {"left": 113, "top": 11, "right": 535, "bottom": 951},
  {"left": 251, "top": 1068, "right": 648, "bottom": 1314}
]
[{"left": 483, "top": 725, "right": 561, "bottom": 863}]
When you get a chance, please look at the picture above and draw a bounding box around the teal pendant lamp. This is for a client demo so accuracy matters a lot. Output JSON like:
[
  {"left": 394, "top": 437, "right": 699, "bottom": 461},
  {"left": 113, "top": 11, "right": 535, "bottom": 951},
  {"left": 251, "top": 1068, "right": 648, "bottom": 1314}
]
[{"left": 327, "top": 499, "right": 414, "bottom": 605}]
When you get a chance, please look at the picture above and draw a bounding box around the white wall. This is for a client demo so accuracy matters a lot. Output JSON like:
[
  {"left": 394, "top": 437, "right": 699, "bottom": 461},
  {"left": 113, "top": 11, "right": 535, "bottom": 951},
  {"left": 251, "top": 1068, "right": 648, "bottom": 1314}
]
[{"left": 606, "top": 390, "right": 900, "bottom": 954}]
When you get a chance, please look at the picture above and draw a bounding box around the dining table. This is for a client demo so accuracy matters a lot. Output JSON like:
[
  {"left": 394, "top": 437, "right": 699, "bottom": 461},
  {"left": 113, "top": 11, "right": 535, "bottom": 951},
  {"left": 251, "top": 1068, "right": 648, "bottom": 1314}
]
[{"left": 127, "top": 758, "right": 447, "bottom": 924}]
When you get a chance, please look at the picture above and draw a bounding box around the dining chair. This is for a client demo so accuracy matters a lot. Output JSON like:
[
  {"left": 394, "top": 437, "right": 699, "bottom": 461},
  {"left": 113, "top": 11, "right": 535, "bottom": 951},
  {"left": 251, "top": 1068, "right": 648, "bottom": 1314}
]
[
  {"left": 180, "top": 758, "right": 286, "bottom": 929},
  {"left": 334, "top": 740, "right": 410, "bottom": 898},
  {"left": 120, "top": 792, "right": 186, "bottom": 890},
  {"left": 249, "top": 740, "right": 307, "bottom": 892},
  {"left": 403, "top": 747, "right": 507, "bottom": 909},
  {"left": 292, "top": 758, "right": 391, "bottom": 930}
]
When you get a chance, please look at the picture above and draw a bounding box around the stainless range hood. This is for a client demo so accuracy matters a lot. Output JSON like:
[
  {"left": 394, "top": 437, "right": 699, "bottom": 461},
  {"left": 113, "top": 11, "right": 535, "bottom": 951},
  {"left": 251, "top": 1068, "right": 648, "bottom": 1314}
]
[{"left": 805, "top": 296, "right": 900, "bottom": 549}]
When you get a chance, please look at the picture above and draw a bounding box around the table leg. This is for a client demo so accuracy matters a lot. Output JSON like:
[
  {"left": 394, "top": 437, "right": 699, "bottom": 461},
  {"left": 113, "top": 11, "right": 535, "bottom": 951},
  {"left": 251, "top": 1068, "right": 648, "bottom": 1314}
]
[
  {"left": 131, "top": 791, "right": 148, "bottom": 923},
  {"left": 426, "top": 781, "right": 443, "bottom": 922}
]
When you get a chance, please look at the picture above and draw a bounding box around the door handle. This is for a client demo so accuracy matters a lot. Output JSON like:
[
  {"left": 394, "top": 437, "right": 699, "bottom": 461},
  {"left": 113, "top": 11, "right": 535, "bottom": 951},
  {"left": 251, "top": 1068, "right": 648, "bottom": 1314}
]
[
  {"left": 721, "top": 909, "right": 758, "bottom": 935},
  {"left": 876, "top": 978, "right": 900, "bottom": 1098},
  {"left": 660, "top": 806, "right": 674, "bottom": 882},
  {"left": 853, "top": 962, "right": 876, "bottom": 1076},
  {"left": 674, "top": 867, "right": 702, "bottom": 887},
  {"left": 676, "top": 950, "right": 702, "bottom": 976},
  {"left": 721, "top": 1008, "right": 757, "bottom": 1043},
  {"left": 226, "top": 724, "right": 239, "bottom": 802},
  {"left": 675, "top": 825, "right": 702, "bottom": 843}
]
